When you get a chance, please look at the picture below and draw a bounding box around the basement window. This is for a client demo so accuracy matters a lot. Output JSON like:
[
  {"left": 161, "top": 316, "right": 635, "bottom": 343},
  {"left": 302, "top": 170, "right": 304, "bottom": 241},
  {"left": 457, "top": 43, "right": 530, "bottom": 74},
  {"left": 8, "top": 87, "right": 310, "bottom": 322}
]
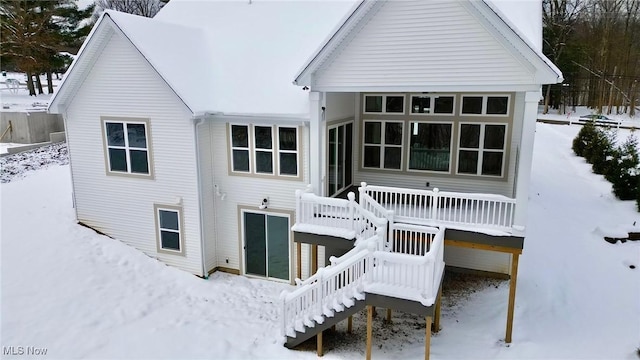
[{"left": 155, "top": 205, "right": 184, "bottom": 255}]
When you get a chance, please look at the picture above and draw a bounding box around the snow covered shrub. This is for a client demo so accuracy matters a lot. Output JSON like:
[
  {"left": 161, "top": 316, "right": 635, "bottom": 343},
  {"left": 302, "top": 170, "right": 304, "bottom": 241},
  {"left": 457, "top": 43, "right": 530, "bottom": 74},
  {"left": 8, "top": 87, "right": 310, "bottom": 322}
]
[
  {"left": 572, "top": 121, "right": 598, "bottom": 157},
  {"left": 584, "top": 127, "right": 615, "bottom": 175},
  {"left": 608, "top": 134, "right": 640, "bottom": 201}
]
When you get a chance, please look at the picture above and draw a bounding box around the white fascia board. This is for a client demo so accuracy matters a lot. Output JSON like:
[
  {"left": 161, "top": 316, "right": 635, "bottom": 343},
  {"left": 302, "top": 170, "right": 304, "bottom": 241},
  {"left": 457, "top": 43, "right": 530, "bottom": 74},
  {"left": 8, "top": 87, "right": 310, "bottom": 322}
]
[
  {"left": 293, "top": 0, "right": 369, "bottom": 87},
  {"left": 207, "top": 113, "right": 309, "bottom": 126},
  {"left": 309, "top": 83, "right": 546, "bottom": 93},
  {"left": 469, "top": 1, "right": 563, "bottom": 85}
]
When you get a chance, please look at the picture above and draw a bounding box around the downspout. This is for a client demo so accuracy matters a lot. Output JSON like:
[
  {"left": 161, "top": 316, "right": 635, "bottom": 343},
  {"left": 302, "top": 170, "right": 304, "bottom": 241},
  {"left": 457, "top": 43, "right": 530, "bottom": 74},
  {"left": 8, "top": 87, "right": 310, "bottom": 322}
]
[{"left": 193, "top": 116, "right": 208, "bottom": 278}]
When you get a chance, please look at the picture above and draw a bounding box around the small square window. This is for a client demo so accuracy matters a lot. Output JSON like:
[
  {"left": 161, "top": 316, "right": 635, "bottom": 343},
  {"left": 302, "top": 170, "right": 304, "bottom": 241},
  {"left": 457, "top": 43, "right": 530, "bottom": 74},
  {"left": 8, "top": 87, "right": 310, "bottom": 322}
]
[
  {"left": 364, "top": 122, "right": 381, "bottom": 144},
  {"left": 411, "top": 96, "right": 431, "bottom": 114},
  {"left": 386, "top": 96, "right": 404, "bottom": 113},
  {"left": 462, "top": 97, "right": 483, "bottom": 114},
  {"left": 231, "top": 125, "right": 249, "bottom": 148},
  {"left": 484, "top": 125, "right": 506, "bottom": 149},
  {"left": 385, "top": 122, "right": 403, "bottom": 145},
  {"left": 487, "top": 96, "right": 508, "bottom": 115},
  {"left": 433, "top": 96, "right": 454, "bottom": 114},
  {"left": 460, "top": 124, "right": 480, "bottom": 148},
  {"left": 482, "top": 152, "right": 504, "bottom": 176},
  {"left": 365, "top": 96, "right": 383, "bottom": 112}
]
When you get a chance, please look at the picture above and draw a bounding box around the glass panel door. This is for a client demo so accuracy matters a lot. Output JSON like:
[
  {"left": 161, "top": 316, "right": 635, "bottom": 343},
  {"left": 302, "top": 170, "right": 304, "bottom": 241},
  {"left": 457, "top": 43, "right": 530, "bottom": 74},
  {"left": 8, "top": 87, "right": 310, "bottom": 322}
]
[
  {"left": 244, "top": 212, "right": 266, "bottom": 277},
  {"left": 328, "top": 122, "right": 353, "bottom": 196},
  {"left": 243, "top": 211, "right": 290, "bottom": 281},
  {"left": 267, "top": 215, "right": 289, "bottom": 280}
]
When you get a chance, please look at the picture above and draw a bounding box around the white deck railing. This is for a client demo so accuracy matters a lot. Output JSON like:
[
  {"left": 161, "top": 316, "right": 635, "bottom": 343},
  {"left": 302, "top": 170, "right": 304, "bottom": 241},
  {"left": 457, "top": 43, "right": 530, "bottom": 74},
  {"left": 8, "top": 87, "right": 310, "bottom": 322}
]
[
  {"left": 282, "top": 226, "right": 444, "bottom": 338},
  {"left": 359, "top": 182, "right": 516, "bottom": 233},
  {"left": 292, "top": 188, "right": 388, "bottom": 247}
]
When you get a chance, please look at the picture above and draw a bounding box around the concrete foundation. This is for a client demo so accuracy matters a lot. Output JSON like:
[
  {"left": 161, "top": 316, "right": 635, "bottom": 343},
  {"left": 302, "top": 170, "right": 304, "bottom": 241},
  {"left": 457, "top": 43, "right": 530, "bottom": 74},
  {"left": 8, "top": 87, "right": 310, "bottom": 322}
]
[{"left": 0, "top": 111, "right": 64, "bottom": 144}]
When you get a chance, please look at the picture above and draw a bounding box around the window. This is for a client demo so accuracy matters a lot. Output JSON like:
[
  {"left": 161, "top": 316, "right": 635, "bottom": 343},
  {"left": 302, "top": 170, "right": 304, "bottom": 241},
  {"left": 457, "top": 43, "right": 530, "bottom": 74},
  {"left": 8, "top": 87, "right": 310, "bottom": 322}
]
[
  {"left": 278, "top": 127, "right": 298, "bottom": 176},
  {"left": 410, "top": 95, "right": 455, "bottom": 115},
  {"left": 461, "top": 95, "right": 510, "bottom": 116},
  {"left": 231, "top": 125, "right": 250, "bottom": 172},
  {"left": 254, "top": 126, "right": 274, "bottom": 174},
  {"left": 363, "top": 120, "right": 403, "bottom": 170},
  {"left": 457, "top": 123, "right": 507, "bottom": 176},
  {"left": 154, "top": 205, "right": 184, "bottom": 255},
  {"left": 228, "top": 124, "right": 300, "bottom": 178},
  {"left": 103, "top": 118, "right": 151, "bottom": 176},
  {"left": 408, "top": 122, "right": 452, "bottom": 172},
  {"left": 363, "top": 94, "right": 405, "bottom": 114}
]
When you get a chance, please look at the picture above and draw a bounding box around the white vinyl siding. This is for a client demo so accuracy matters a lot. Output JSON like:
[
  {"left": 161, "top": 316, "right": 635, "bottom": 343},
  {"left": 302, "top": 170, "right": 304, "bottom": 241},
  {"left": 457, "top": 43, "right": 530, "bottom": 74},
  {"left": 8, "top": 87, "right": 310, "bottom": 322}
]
[
  {"left": 444, "top": 246, "right": 511, "bottom": 275},
  {"left": 210, "top": 121, "right": 310, "bottom": 278},
  {"left": 313, "top": 1, "right": 536, "bottom": 89},
  {"left": 64, "top": 32, "right": 203, "bottom": 275}
]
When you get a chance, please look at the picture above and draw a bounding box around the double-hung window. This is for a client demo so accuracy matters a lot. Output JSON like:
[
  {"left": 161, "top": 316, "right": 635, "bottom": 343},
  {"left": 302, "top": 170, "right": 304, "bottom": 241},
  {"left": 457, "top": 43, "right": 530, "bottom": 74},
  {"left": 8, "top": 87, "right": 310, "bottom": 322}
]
[
  {"left": 103, "top": 118, "right": 152, "bottom": 177},
  {"left": 229, "top": 124, "right": 299, "bottom": 178},
  {"left": 154, "top": 204, "right": 184, "bottom": 255},
  {"left": 457, "top": 123, "right": 507, "bottom": 176},
  {"left": 408, "top": 122, "right": 452, "bottom": 172},
  {"left": 363, "top": 120, "right": 403, "bottom": 170}
]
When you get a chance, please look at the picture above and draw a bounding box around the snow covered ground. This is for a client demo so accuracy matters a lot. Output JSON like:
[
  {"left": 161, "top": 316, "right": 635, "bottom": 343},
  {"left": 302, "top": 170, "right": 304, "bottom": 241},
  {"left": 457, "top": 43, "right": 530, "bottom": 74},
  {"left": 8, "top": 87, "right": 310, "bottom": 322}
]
[
  {"left": 1, "top": 123, "right": 639, "bottom": 359},
  {"left": 0, "top": 72, "right": 59, "bottom": 112},
  {"left": 539, "top": 105, "right": 640, "bottom": 128}
]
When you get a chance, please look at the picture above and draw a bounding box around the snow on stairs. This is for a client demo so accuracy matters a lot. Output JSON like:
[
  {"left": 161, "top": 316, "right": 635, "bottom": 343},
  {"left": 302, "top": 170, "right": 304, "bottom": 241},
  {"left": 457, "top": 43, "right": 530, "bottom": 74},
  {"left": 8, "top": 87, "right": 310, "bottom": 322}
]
[{"left": 285, "top": 296, "right": 366, "bottom": 349}]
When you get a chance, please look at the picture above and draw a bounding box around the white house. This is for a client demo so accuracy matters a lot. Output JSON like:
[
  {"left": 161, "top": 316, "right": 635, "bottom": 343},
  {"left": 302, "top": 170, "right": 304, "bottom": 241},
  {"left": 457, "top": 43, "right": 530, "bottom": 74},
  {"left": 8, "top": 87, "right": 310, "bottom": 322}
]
[{"left": 48, "top": 0, "right": 561, "bottom": 357}]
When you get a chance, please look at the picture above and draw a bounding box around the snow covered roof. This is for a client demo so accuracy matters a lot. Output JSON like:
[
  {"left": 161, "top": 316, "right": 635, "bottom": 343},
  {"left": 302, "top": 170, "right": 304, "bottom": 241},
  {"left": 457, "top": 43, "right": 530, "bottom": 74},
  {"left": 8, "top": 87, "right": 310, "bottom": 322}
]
[
  {"left": 154, "top": 0, "right": 358, "bottom": 117},
  {"left": 49, "top": 10, "right": 214, "bottom": 114},
  {"left": 294, "top": 0, "right": 562, "bottom": 86},
  {"left": 51, "top": 0, "right": 561, "bottom": 117}
]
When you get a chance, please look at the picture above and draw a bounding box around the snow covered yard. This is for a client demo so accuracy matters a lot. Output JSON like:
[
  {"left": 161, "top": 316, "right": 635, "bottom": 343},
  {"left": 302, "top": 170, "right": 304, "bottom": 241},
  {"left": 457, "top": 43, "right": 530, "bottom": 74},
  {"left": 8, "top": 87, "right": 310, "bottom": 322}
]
[{"left": 1, "top": 123, "right": 639, "bottom": 359}]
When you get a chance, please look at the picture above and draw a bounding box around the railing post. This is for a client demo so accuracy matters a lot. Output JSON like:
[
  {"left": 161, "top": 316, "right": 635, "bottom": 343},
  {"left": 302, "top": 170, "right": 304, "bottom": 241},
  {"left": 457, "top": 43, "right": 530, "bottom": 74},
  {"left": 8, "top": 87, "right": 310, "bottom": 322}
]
[
  {"left": 348, "top": 192, "right": 356, "bottom": 231},
  {"left": 316, "top": 267, "right": 325, "bottom": 318},
  {"left": 280, "top": 291, "right": 288, "bottom": 337},
  {"left": 295, "top": 190, "right": 302, "bottom": 224},
  {"left": 359, "top": 182, "right": 367, "bottom": 204},
  {"left": 432, "top": 188, "right": 439, "bottom": 221}
]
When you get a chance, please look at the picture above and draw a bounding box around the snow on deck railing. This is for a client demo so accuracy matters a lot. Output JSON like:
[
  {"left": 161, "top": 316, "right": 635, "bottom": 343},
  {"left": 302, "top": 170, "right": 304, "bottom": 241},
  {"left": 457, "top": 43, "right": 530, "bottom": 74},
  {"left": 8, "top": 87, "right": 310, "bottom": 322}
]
[
  {"left": 281, "top": 226, "right": 445, "bottom": 339},
  {"left": 360, "top": 182, "right": 516, "bottom": 232},
  {"left": 366, "top": 227, "right": 445, "bottom": 306},
  {"left": 293, "top": 188, "right": 388, "bottom": 247}
]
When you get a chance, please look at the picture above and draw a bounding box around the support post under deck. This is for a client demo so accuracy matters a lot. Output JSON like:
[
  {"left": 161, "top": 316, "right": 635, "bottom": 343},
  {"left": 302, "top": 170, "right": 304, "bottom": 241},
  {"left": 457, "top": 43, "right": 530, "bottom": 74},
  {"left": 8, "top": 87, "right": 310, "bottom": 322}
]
[
  {"left": 425, "top": 316, "right": 432, "bottom": 360},
  {"left": 505, "top": 252, "right": 520, "bottom": 343},
  {"left": 366, "top": 306, "right": 373, "bottom": 360}
]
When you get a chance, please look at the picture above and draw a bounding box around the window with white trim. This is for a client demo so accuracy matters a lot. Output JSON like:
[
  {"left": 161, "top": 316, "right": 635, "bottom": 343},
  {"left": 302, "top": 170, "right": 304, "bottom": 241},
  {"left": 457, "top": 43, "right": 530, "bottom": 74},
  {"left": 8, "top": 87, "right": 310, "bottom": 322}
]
[
  {"left": 408, "top": 122, "right": 452, "bottom": 172},
  {"left": 363, "top": 94, "right": 405, "bottom": 114},
  {"left": 254, "top": 126, "right": 274, "bottom": 174},
  {"left": 103, "top": 120, "right": 150, "bottom": 175},
  {"left": 363, "top": 120, "right": 403, "bottom": 170},
  {"left": 410, "top": 95, "right": 455, "bottom": 115},
  {"left": 155, "top": 205, "right": 184, "bottom": 254},
  {"left": 277, "top": 126, "right": 298, "bottom": 176},
  {"left": 461, "top": 95, "right": 510, "bottom": 116},
  {"left": 229, "top": 124, "right": 299, "bottom": 177},
  {"left": 457, "top": 123, "right": 507, "bottom": 176}
]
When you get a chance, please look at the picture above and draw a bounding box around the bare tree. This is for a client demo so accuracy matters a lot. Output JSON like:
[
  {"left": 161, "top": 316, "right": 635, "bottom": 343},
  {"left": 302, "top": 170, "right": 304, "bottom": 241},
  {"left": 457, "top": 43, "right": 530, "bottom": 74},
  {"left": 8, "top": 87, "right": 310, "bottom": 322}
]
[{"left": 92, "top": 0, "right": 168, "bottom": 20}]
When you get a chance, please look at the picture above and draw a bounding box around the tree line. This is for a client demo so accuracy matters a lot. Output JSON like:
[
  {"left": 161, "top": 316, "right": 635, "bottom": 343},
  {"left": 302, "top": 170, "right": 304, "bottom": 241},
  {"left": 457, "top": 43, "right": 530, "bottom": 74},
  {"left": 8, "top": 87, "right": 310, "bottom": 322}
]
[
  {"left": 543, "top": 0, "right": 640, "bottom": 116},
  {"left": 0, "top": 0, "right": 167, "bottom": 96}
]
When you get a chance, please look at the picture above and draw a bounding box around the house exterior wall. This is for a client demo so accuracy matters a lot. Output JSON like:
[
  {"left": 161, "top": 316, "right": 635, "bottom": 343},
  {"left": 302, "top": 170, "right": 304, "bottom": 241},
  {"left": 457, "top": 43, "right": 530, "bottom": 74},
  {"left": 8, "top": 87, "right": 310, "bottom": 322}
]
[
  {"left": 207, "top": 120, "right": 312, "bottom": 280},
  {"left": 350, "top": 92, "right": 525, "bottom": 197},
  {"left": 313, "top": 0, "right": 536, "bottom": 90},
  {"left": 324, "top": 91, "right": 526, "bottom": 274},
  {"left": 64, "top": 32, "right": 204, "bottom": 276}
]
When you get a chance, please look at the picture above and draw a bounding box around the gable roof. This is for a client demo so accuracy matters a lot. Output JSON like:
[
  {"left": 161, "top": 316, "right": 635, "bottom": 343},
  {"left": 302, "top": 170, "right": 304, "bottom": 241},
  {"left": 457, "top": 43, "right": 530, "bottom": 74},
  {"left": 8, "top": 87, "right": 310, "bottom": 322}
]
[
  {"left": 49, "top": 10, "right": 214, "bottom": 114},
  {"left": 154, "top": 0, "right": 358, "bottom": 117},
  {"left": 294, "top": 0, "right": 563, "bottom": 88}
]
